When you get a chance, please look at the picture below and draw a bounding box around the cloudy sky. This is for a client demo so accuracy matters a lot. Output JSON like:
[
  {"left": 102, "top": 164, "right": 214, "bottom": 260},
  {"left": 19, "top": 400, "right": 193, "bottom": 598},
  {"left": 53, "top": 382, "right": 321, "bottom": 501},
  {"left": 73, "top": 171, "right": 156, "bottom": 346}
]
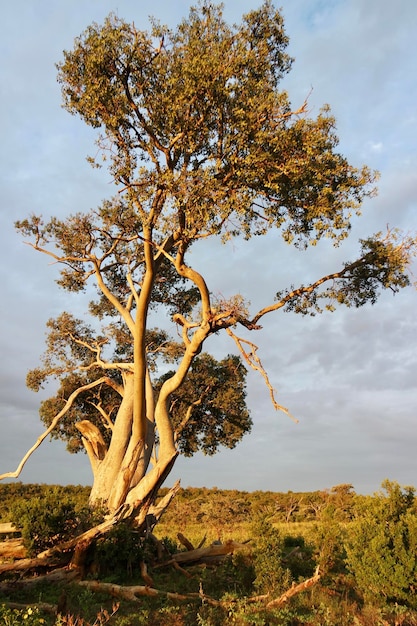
[{"left": 0, "top": 0, "right": 416, "bottom": 495}]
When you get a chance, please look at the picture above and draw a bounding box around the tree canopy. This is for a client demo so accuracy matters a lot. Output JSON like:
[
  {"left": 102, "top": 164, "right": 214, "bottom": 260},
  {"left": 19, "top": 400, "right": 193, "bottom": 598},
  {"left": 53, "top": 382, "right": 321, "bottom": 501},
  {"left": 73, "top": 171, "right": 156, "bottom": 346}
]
[{"left": 4, "top": 1, "right": 416, "bottom": 523}]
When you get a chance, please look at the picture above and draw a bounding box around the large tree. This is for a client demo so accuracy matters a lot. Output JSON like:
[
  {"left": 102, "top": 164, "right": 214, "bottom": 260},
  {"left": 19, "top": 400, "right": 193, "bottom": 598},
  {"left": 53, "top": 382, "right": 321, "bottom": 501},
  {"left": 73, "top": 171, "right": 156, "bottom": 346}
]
[{"left": 3, "top": 2, "right": 416, "bottom": 528}]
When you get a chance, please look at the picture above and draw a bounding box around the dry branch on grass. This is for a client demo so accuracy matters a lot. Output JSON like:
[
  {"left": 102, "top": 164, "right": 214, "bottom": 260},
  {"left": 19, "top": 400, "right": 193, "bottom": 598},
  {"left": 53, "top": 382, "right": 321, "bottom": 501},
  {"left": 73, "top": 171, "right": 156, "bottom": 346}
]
[
  {"left": 77, "top": 566, "right": 321, "bottom": 609},
  {"left": 0, "top": 526, "right": 320, "bottom": 614},
  {"left": 266, "top": 566, "right": 321, "bottom": 608},
  {"left": 78, "top": 579, "right": 190, "bottom": 603}
]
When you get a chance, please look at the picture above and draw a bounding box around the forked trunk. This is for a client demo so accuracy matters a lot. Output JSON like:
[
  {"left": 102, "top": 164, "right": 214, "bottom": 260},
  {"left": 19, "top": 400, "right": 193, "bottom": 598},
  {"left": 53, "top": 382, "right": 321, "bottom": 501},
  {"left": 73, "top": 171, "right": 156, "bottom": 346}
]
[
  {"left": 87, "top": 370, "right": 156, "bottom": 508},
  {"left": 87, "top": 367, "right": 175, "bottom": 517}
]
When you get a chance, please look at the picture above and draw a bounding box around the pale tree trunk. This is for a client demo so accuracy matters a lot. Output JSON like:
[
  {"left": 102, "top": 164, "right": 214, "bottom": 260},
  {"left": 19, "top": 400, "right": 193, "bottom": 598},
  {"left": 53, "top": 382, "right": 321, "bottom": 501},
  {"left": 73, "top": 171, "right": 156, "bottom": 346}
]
[
  {"left": 85, "top": 363, "right": 177, "bottom": 516},
  {"left": 88, "top": 373, "right": 135, "bottom": 506}
]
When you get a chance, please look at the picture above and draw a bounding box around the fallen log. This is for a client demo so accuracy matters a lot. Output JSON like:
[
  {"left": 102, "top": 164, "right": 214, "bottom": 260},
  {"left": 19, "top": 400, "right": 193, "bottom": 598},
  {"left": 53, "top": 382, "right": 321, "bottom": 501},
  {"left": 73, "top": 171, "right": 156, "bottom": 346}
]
[
  {"left": 266, "top": 566, "right": 321, "bottom": 609},
  {"left": 0, "top": 523, "right": 19, "bottom": 535},
  {"left": 0, "top": 538, "right": 26, "bottom": 560},
  {"left": 171, "top": 540, "right": 247, "bottom": 565},
  {"left": 0, "top": 555, "right": 65, "bottom": 575},
  {"left": 78, "top": 579, "right": 190, "bottom": 603},
  {"left": 0, "top": 567, "right": 80, "bottom": 592},
  {"left": 77, "top": 569, "right": 321, "bottom": 612}
]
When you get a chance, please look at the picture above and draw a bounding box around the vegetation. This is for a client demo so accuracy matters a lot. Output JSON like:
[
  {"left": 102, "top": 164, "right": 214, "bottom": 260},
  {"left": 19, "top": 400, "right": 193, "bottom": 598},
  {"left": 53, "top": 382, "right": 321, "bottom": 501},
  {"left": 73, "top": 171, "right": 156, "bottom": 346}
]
[{"left": 2, "top": 481, "right": 417, "bottom": 624}]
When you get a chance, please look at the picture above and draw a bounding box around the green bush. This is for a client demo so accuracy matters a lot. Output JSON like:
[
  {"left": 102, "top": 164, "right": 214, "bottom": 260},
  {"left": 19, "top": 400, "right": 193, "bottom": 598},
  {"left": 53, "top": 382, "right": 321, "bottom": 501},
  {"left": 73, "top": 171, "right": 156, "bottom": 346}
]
[
  {"left": 251, "top": 517, "right": 292, "bottom": 596},
  {"left": 10, "top": 487, "right": 99, "bottom": 556},
  {"left": 344, "top": 479, "right": 417, "bottom": 606},
  {"left": 282, "top": 534, "right": 316, "bottom": 579},
  {"left": 311, "top": 514, "right": 347, "bottom": 577},
  {"left": 93, "top": 522, "right": 148, "bottom": 579}
]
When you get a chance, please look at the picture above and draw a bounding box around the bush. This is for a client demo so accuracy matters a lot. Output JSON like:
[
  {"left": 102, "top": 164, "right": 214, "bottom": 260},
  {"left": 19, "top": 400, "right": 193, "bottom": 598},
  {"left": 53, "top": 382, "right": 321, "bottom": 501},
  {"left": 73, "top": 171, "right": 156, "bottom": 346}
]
[
  {"left": 93, "top": 522, "right": 149, "bottom": 579},
  {"left": 251, "top": 517, "right": 292, "bottom": 596},
  {"left": 311, "top": 514, "right": 347, "bottom": 577},
  {"left": 10, "top": 487, "right": 99, "bottom": 556},
  {"left": 282, "top": 534, "right": 316, "bottom": 579},
  {"left": 345, "top": 480, "right": 417, "bottom": 607}
]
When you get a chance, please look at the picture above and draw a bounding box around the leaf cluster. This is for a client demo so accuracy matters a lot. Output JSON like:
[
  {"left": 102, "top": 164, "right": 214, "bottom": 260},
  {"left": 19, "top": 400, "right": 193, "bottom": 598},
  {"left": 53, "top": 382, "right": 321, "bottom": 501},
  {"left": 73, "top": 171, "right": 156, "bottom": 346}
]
[
  {"left": 157, "top": 353, "right": 251, "bottom": 456},
  {"left": 55, "top": 1, "right": 376, "bottom": 246}
]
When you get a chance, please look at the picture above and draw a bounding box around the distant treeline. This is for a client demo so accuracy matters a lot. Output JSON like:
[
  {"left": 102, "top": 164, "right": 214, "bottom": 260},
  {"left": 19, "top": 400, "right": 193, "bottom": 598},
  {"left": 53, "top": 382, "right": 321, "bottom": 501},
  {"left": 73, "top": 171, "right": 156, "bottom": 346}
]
[{"left": 0, "top": 481, "right": 400, "bottom": 526}]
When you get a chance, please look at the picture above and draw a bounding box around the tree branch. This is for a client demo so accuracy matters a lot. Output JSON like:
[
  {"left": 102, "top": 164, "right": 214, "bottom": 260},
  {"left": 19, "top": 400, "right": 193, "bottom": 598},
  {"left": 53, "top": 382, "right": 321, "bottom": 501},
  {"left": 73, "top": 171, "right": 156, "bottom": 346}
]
[
  {"left": 226, "top": 328, "right": 297, "bottom": 423},
  {"left": 266, "top": 566, "right": 321, "bottom": 608},
  {"left": 0, "top": 377, "right": 111, "bottom": 481}
]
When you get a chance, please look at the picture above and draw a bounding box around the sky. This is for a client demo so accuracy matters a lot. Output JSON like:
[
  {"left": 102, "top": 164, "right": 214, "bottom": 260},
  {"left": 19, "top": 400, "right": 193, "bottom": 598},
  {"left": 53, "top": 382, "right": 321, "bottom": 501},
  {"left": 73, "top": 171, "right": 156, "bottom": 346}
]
[{"left": 0, "top": 0, "right": 416, "bottom": 496}]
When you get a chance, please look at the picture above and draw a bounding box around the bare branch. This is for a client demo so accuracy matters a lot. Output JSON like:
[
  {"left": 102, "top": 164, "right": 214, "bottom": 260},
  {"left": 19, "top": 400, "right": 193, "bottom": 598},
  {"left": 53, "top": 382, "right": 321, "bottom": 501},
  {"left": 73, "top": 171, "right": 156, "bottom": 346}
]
[
  {"left": 0, "top": 377, "right": 111, "bottom": 481},
  {"left": 226, "top": 328, "right": 298, "bottom": 423},
  {"left": 266, "top": 566, "right": 321, "bottom": 608}
]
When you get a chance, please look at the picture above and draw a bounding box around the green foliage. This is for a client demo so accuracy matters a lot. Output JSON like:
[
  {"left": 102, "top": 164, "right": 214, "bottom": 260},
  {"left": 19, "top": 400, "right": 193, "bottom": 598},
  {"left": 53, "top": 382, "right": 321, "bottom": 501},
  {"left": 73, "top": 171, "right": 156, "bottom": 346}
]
[
  {"left": 251, "top": 517, "right": 292, "bottom": 595},
  {"left": 0, "top": 483, "right": 90, "bottom": 523},
  {"left": 9, "top": 487, "right": 100, "bottom": 556},
  {"left": 345, "top": 480, "right": 417, "bottom": 606},
  {"left": 282, "top": 535, "right": 316, "bottom": 580},
  {"left": 156, "top": 354, "right": 252, "bottom": 457},
  {"left": 311, "top": 514, "right": 346, "bottom": 577},
  {"left": 92, "top": 522, "right": 156, "bottom": 580},
  {"left": 199, "top": 552, "right": 255, "bottom": 600},
  {"left": 55, "top": 3, "right": 375, "bottom": 246},
  {"left": 0, "top": 605, "right": 47, "bottom": 626}
]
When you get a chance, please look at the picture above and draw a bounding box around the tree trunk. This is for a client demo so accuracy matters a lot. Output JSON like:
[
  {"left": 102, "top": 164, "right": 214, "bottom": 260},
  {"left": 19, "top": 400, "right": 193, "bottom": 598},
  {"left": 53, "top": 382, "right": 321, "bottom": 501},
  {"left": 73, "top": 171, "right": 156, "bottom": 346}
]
[{"left": 88, "top": 373, "right": 135, "bottom": 507}]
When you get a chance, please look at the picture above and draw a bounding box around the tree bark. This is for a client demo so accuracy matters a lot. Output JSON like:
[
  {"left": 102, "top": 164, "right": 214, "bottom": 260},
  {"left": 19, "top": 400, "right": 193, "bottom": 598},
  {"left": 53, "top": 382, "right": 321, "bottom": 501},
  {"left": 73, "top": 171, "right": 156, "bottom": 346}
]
[{"left": 88, "top": 373, "right": 134, "bottom": 506}]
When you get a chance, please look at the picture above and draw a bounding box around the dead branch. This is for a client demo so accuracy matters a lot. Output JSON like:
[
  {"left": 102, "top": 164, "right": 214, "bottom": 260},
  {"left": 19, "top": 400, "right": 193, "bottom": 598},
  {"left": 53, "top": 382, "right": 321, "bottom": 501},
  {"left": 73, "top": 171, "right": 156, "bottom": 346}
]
[
  {"left": 171, "top": 539, "right": 246, "bottom": 565},
  {"left": 78, "top": 579, "right": 188, "bottom": 603},
  {"left": 140, "top": 560, "right": 154, "bottom": 586},
  {"left": 266, "top": 566, "right": 321, "bottom": 608},
  {"left": 0, "top": 522, "right": 19, "bottom": 534},
  {"left": 0, "top": 537, "right": 321, "bottom": 615},
  {"left": 226, "top": 328, "right": 298, "bottom": 423},
  {"left": 177, "top": 533, "right": 195, "bottom": 551},
  {"left": 0, "top": 567, "right": 80, "bottom": 590},
  {"left": 0, "top": 555, "right": 65, "bottom": 575},
  {"left": 75, "top": 419, "right": 107, "bottom": 468},
  {"left": 172, "top": 560, "right": 194, "bottom": 578},
  {"left": 0, "top": 377, "right": 112, "bottom": 481},
  {"left": 0, "top": 538, "right": 26, "bottom": 560}
]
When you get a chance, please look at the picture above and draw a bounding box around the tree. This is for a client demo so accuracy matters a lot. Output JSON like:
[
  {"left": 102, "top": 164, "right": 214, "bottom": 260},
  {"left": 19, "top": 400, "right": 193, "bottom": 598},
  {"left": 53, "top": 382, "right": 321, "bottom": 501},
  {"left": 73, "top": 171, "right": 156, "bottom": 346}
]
[{"left": 2, "top": 1, "right": 416, "bottom": 532}]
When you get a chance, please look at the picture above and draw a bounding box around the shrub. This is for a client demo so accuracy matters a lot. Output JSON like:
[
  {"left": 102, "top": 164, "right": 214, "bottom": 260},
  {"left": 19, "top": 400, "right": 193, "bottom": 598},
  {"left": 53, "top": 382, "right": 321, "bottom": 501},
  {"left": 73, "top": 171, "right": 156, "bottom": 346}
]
[
  {"left": 251, "top": 517, "right": 292, "bottom": 596},
  {"left": 344, "top": 480, "right": 417, "bottom": 606},
  {"left": 10, "top": 487, "right": 99, "bottom": 555},
  {"left": 0, "top": 605, "right": 46, "bottom": 625},
  {"left": 92, "top": 522, "right": 148, "bottom": 579},
  {"left": 311, "top": 514, "right": 347, "bottom": 577}
]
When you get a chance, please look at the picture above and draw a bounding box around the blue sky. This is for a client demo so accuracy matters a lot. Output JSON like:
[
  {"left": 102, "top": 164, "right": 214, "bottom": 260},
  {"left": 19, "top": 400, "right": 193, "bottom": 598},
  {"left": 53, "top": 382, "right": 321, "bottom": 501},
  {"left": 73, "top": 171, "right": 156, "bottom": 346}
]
[{"left": 0, "top": 0, "right": 416, "bottom": 494}]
